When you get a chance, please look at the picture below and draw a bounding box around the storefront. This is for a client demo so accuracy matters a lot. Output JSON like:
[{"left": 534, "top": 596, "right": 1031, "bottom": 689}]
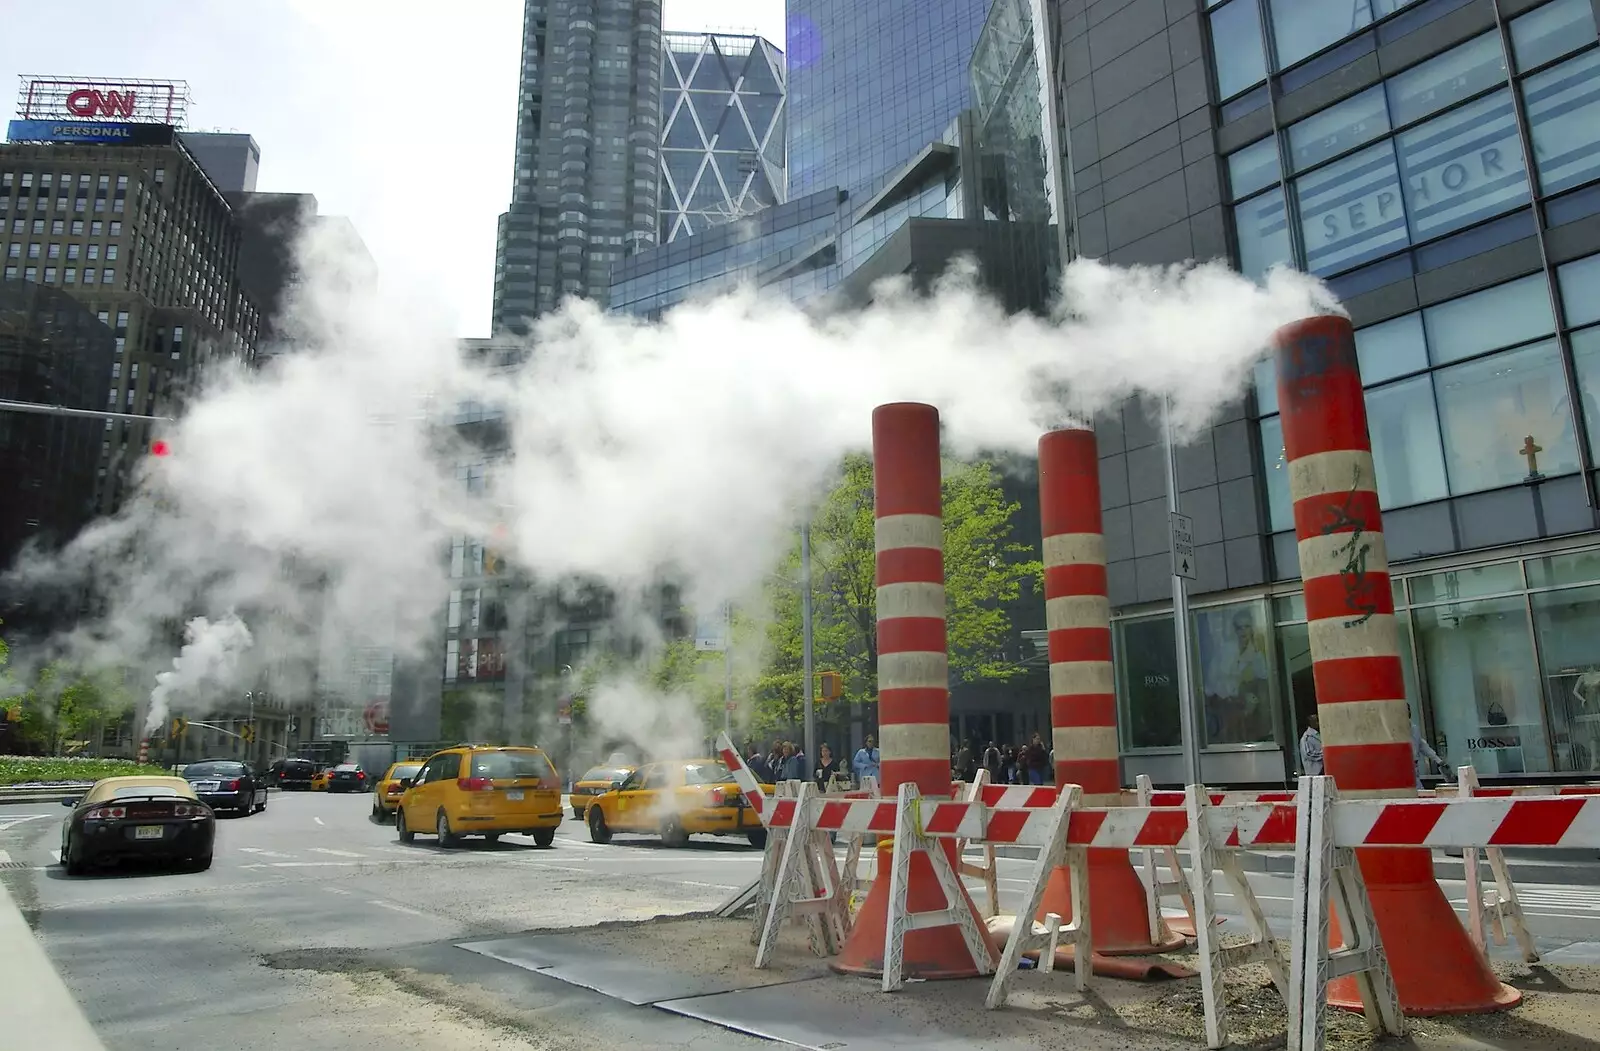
[{"left": 1117, "top": 539, "right": 1600, "bottom": 786}]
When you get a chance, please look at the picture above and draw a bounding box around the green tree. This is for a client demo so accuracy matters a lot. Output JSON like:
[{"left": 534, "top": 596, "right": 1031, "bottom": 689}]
[{"left": 755, "top": 455, "right": 1041, "bottom": 731}]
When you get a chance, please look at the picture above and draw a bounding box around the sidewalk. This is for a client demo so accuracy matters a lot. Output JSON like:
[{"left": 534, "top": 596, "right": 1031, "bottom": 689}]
[{"left": 0, "top": 880, "right": 106, "bottom": 1048}]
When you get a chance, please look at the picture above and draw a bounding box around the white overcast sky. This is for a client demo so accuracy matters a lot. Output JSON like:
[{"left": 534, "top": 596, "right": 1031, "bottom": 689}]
[{"left": 0, "top": 0, "right": 787, "bottom": 338}]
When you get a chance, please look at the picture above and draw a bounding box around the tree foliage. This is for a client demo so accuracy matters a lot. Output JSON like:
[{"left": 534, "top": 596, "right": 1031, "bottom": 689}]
[
  {"left": 753, "top": 455, "right": 1040, "bottom": 733},
  {"left": 0, "top": 630, "right": 136, "bottom": 755}
]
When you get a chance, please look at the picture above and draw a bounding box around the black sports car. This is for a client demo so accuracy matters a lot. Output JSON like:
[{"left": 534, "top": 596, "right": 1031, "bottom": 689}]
[
  {"left": 60, "top": 775, "right": 216, "bottom": 874},
  {"left": 327, "top": 763, "right": 369, "bottom": 793},
  {"left": 182, "top": 759, "right": 268, "bottom": 816}
]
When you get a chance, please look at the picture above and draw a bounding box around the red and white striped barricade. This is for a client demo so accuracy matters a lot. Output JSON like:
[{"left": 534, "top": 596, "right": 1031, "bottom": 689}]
[
  {"left": 753, "top": 779, "right": 850, "bottom": 965},
  {"left": 952, "top": 770, "right": 999, "bottom": 917},
  {"left": 1290, "top": 778, "right": 1600, "bottom": 1051},
  {"left": 983, "top": 783, "right": 1295, "bottom": 1048}
]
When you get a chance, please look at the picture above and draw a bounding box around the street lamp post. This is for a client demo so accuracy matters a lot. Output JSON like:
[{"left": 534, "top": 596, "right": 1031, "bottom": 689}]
[{"left": 800, "top": 522, "right": 815, "bottom": 767}]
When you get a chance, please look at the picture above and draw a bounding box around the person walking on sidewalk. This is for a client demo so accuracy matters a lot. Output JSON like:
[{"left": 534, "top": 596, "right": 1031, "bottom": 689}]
[
  {"left": 852, "top": 734, "right": 880, "bottom": 787},
  {"left": 1025, "top": 732, "right": 1049, "bottom": 786},
  {"left": 1299, "top": 712, "right": 1324, "bottom": 776},
  {"left": 1410, "top": 705, "right": 1446, "bottom": 787}
]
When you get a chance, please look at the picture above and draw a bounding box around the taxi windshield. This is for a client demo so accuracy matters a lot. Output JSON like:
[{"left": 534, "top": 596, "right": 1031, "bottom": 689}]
[{"left": 683, "top": 763, "right": 733, "bottom": 785}]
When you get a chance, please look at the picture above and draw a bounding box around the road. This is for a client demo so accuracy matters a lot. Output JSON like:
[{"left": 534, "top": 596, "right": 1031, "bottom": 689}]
[{"left": 4, "top": 793, "right": 1600, "bottom": 1048}]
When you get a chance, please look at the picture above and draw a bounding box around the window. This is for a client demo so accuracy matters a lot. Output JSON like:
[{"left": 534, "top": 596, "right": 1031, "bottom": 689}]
[
  {"left": 1435, "top": 340, "right": 1579, "bottom": 493},
  {"left": 46, "top": 242, "right": 60, "bottom": 259},
  {"left": 1260, "top": 416, "right": 1292, "bottom": 530},
  {"left": 109, "top": 221, "right": 121, "bottom": 235},
  {"left": 1297, "top": 141, "right": 1406, "bottom": 275},
  {"left": 26, "top": 243, "right": 39, "bottom": 259},
  {"left": 66, "top": 244, "right": 79, "bottom": 260},
  {"left": 87, "top": 244, "right": 99, "bottom": 260},
  {"left": 23, "top": 267, "right": 35, "bottom": 281},
  {"left": 71, "top": 220, "right": 82, "bottom": 235},
  {"left": 1387, "top": 32, "right": 1507, "bottom": 127},
  {"left": 43, "top": 267, "right": 55, "bottom": 282},
  {"left": 1524, "top": 50, "right": 1600, "bottom": 196},
  {"left": 1367, "top": 375, "right": 1449, "bottom": 507},
  {"left": 102, "top": 269, "right": 115, "bottom": 285},
  {"left": 1287, "top": 86, "right": 1390, "bottom": 171},
  {"left": 106, "top": 245, "right": 118, "bottom": 261},
  {"left": 1560, "top": 253, "right": 1600, "bottom": 327},
  {"left": 83, "top": 268, "right": 96, "bottom": 284},
  {"left": 4, "top": 244, "right": 15, "bottom": 258},
  {"left": 90, "top": 221, "right": 102, "bottom": 235},
  {"left": 1511, "top": 0, "right": 1598, "bottom": 70},
  {"left": 1116, "top": 614, "right": 1181, "bottom": 749},
  {"left": 1397, "top": 90, "right": 1527, "bottom": 244},
  {"left": 1355, "top": 312, "right": 1428, "bottom": 383},
  {"left": 50, "top": 219, "right": 62, "bottom": 234},
  {"left": 3, "top": 266, "right": 15, "bottom": 280},
  {"left": 1423, "top": 274, "right": 1554, "bottom": 364},
  {"left": 64, "top": 267, "right": 75, "bottom": 283},
  {"left": 1235, "top": 187, "right": 1292, "bottom": 278},
  {"left": 1196, "top": 601, "right": 1275, "bottom": 745},
  {"left": 1228, "top": 138, "right": 1281, "bottom": 198},
  {"left": 1210, "top": 0, "right": 1268, "bottom": 98}
]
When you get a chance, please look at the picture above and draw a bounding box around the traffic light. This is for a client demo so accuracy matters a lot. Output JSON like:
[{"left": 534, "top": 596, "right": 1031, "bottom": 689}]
[
  {"left": 150, "top": 439, "right": 171, "bottom": 457},
  {"left": 170, "top": 715, "right": 187, "bottom": 737},
  {"left": 241, "top": 723, "right": 256, "bottom": 744},
  {"left": 818, "top": 671, "right": 842, "bottom": 702},
  {"left": 4, "top": 705, "right": 20, "bottom": 723}
]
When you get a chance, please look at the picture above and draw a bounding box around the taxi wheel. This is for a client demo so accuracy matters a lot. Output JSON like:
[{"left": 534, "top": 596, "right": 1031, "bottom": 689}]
[
  {"left": 396, "top": 808, "right": 415, "bottom": 843},
  {"left": 660, "top": 816, "right": 689, "bottom": 849},
  {"left": 531, "top": 827, "right": 555, "bottom": 848},
  {"left": 588, "top": 806, "right": 612, "bottom": 844},
  {"left": 436, "top": 810, "right": 460, "bottom": 848},
  {"left": 747, "top": 829, "right": 767, "bottom": 849}
]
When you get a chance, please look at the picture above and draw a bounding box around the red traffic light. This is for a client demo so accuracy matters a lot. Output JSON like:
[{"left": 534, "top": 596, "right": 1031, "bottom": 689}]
[{"left": 150, "top": 440, "right": 171, "bottom": 457}]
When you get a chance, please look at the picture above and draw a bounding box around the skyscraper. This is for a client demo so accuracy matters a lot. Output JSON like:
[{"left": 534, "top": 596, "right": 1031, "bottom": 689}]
[
  {"left": 785, "top": 0, "right": 990, "bottom": 197},
  {"left": 492, "top": 0, "right": 664, "bottom": 333},
  {"left": 658, "top": 31, "right": 787, "bottom": 243}
]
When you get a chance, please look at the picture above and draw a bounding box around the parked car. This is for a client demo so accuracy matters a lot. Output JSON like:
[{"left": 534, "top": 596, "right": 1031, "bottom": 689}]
[
  {"left": 267, "top": 757, "right": 317, "bottom": 790},
  {"left": 181, "top": 759, "right": 268, "bottom": 816},
  {"left": 327, "top": 763, "right": 368, "bottom": 793},
  {"left": 396, "top": 745, "right": 561, "bottom": 847},
  {"left": 60, "top": 775, "right": 216, "bottom": 874}
]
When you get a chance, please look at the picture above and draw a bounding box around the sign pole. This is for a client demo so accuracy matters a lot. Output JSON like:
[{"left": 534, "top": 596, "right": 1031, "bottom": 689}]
[
  {"left": 801, "top": 521, "right": 816, "bottom": 765},
  {"left": 1162, "top": 396, "right": 1202, "bottom": 786},
  {"left": 723, "top": 602, "right": 733, "bottom": 735}
]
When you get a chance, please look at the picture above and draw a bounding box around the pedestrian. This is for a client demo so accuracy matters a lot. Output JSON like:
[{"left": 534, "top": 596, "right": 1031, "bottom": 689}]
[
  {"left": 955, "top": 740, "right": 975, "bottom": 782},
  {"left": 1025, "top": 732, "right": 1048, "bottom": 786},
  {"left": 786, "top": 742, "right": 808, "bottom": 782},
  {"left": 747, "top": 747, "right": 774, "bottom": 784},
  {"left": 1299, "top": 711, "right": 1323, "bottom": 776},
  {"left": 983, "top": 740, "right": 1001, "bottom": 781},
  {"left": 1409, "top": 705, "right": 1445, "bottom": 787},
  {"left": 815, "top": 744, "right": 841, "bottom": 789},
  {"left": 852, "top": 734, "right": 880, "bottom": 787}
]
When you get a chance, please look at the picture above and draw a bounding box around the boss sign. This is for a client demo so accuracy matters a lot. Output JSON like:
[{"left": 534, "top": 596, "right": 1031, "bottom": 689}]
[{"left": 66, "top": 88, "right": 136, "bottom": 118}]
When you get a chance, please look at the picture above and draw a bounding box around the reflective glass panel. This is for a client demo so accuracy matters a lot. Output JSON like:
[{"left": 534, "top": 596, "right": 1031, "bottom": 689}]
[
  {"left": 1386, "top": 31, "right": 1507, "bottom": 127},
  {"left": 1270, "top": 0, "right": 1421, "bottom": 70},
  {"left": 1528, "top": 549, "right": 1600, "bottom": 589},
  {"left": 1211, "top": 0, "right": 1269, "bottom": 98},
  {"left": 1228, "top": 137, "right": 1281, "bottom": 199},
  {"left": 1415, "top": 595, "right": 1548, "bottom": 775},
  {"left": 1367, "top": 375, "right": 1449, "bottom": 508},
  {"left": 1235, "top": 186, "right": 1292, "bottom": 278},
  {"left": 1510, "top": 0, "right": 1598, "bottom": 70},
  {"left": 1287, "top": 87, "right": 1390, "bottom": 172},
  {"left": 1567, "top": 326, "right": 1600, "bottom": 454},
  {"left": 1355, "top": 312, "right": 1428, "bottom": 384},
  {"left": 1260, "top": 416, "right": 1293, "bottom": 531},
  {"left": 1423, "top": 274, "right": 1555, "bottom": 365},
  {"left": 1196, "top": 601, "right": 1276, "bottom": 746},
  {"left": 1524, "top": 50, "right": 1600, "bottom": 196},
  {"left": 1254, "top": 357, "right": 1278, "bottom": 415},
  {"left": 1297, "top": 141, "right": 1407, "bottom": 275},
  {"left": 1559, "top": 253, "right": 1600, "bottom": 328},
  {"left": 1532, "top": 583, "right": 1600, "bottom": 772},
  {"left": 1435, "top": 340, "right": 1581, "bottom": 493},
  {"left": 1410, "top": 562, "right": 1524, "bottom": 603},
  {"left": 1396, "top": 90, "right": 1528, "bottom": 244},
  {"left": 1117, "top": 615, "right": 1181, "bottom": 749}
]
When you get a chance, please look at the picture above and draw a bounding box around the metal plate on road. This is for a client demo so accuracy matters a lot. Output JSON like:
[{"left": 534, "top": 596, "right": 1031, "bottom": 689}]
[{"left": 1170, "top": 511, "right": 1197, "bottom": 581}]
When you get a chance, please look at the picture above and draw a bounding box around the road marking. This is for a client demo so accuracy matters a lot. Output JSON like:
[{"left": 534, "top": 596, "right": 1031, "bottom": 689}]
[
  {"left": 680, "top": 880, "right": 737, "bottom": 890},
  {"left": 0, "top": 850, "right": 10, "bottom": 864},
  {"left": 314, "top": 817, "right": 325, "bottom": 826},
  {"left": 0, "top": 815, "right": 51, "bottom": 833},
  {"left": 367, "top": 899, "right": 430, "bottom": 918},
  {"left": 308, "top": 847, "right": 364, "bottom": 858},
  {"left": 49, "top": 850, "right": 60, "bottom": 864},
  {"left": 322, "top": 886, "right": 355, "bottom": 896},
  {"left": 237, "top": 847, "right": 295, "bottom": 859}
]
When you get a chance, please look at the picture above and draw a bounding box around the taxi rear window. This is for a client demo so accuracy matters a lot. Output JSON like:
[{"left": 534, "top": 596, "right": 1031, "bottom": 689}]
[
  {"left": 580, "top": 767, "right": 628, "bottom": 782},
  {"left": 684, "top": 763, "right": 733, "bottom": 785},
  {"left": 471, "top": 750, "right": 555, "bottom": 780}
]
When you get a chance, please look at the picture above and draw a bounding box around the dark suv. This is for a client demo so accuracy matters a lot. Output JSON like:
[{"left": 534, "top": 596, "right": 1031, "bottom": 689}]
[{"left": 268, "top": 757, "right": 317, "bottom": 790}]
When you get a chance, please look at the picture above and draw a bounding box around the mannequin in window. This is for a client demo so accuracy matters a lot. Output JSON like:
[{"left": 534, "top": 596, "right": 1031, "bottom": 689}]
[{"left": 1572, "top": 668, "right": 1600, "bottom": 716}]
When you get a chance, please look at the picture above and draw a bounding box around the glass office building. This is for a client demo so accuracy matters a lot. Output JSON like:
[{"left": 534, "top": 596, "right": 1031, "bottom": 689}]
[
  {"left": 786, "top": 0, "right": 991, "bottom": 196},
  {"left": 1054, "top": 0, "right": 1600, "bottom": 783},
  {"left": 659, "top": 32, "right": 787, "bottom": 243}
]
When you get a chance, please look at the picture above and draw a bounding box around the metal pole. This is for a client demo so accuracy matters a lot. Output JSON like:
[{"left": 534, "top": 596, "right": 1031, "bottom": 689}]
[
  {"left": 0, "top": 398, "right": 173, "bottom": 422},
  {"left": 801, "top": 521, "right": 815, "bottom": 765},
  {"left": 1162, "top": 396, "right": 1202, "bottom": 786},
  {"left": 723, "top": 602, "right": 733, "bottom": 735}
]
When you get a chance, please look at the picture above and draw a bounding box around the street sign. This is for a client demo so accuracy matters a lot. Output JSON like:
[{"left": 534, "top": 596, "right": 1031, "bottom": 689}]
[
  {"left": 557, "top": 704, "right": 572, "bottom": 726},
  {"left": 1170, "top": 511, "right": 1197, "bottom": 581},
  {"left": 694, "top": 603, "right": 730, "bottom": 652}
]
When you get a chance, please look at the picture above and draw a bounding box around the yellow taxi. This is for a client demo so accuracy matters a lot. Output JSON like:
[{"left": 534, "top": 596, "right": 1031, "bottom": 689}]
[
  {"left": 370, "top": 759, "right": 426, "bottom": 820},
  {"left": 569, "top": 764, "right": 636, "bottom": 820},
  {"left": 395, "top": 744, "right": 562, "bottom": 847},
  {"left": 585, "top": 758, "right": 773, "bottom": 848},
  {"left": 310, "top": 767, "right": 333, "bottom": 791}
]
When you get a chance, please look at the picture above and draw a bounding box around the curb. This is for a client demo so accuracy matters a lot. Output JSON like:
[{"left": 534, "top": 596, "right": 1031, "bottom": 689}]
[
  {"left": 0, "top": 787, "right": 90, "bottom": 806},
  {"left": 0, "top": 880, "right": 107, "bottom": 1049}
]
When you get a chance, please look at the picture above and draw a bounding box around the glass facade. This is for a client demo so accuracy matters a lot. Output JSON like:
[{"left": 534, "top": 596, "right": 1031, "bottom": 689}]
[
  {"left": 659, "top": 32, "right": 787, "bottom": 243},
  {"left": 786, "top": 0, "right": 989, "bottom": 197}
]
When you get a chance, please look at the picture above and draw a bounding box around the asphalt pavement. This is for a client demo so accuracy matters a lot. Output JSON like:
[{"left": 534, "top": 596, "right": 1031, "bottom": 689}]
[{"left": 5, "top": 792, "right": 1600, "bottom": 1048}]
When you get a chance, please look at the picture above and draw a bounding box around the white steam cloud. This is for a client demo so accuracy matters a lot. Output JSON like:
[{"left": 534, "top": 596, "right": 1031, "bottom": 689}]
[
  {"left": 146, "top": 613, "right": 255, "bottom": 735},
  {"left": 2, "top": 218, "right": 1340, "bottom": 759}
]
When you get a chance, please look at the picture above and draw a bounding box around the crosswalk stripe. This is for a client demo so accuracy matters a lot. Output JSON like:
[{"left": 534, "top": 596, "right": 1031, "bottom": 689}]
[
  {"left": 0, "top": 850, "right": 11, "bottom": 864},
  {"left": 307, "top": 848, "right": 365, "bottom": 858}
]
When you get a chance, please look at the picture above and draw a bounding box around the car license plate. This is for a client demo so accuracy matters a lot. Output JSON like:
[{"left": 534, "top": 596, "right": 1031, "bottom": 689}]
[
  {"left": 134, "top": 825, "right": 164, "bottom": 840},
  {"left": 506, "top": 789, "right": 524, "bottom": 801}
]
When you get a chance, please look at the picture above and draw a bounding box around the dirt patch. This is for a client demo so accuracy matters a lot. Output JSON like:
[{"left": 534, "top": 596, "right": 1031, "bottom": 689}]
[{"left": 572, "top": 912, "right": 836, "bottom": 985}]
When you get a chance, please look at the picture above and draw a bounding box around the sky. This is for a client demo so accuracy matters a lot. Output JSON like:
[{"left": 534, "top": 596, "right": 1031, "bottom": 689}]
[{"left": 0, "top": 0, "right": 787, "bottom": 339}]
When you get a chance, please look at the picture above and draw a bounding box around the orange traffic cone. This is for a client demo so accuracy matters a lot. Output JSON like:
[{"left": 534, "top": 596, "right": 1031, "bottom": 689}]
[
  {"left": 1035, "top": 848, "right": 1187, "bottom": 955},
  {"left": 1328, "top": 849, "right": 1519, "bottom": 1015},
  {"left": 832, "top": 840, "right": 996, "bottom": 979}
]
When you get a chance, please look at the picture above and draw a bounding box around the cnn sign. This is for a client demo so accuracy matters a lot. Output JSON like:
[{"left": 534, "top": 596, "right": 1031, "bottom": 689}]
[{"left": 17, "top": 78, "right": 189, "bottom": 125}]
